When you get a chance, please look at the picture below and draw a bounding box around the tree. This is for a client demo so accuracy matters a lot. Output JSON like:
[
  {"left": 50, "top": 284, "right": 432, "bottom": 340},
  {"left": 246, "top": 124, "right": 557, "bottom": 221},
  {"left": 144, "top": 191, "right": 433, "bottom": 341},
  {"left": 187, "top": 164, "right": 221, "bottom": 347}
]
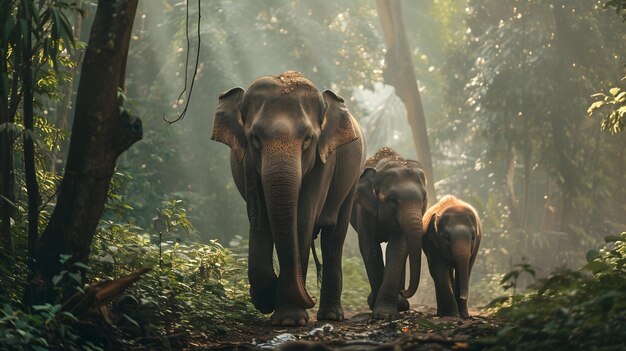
[
  {"left": 1, "top": 1, "right": 79, "bottom": 252},
  {"left": 376, "top": 0, "right": 437, "bottom": 198},
  {"left": 436, "top": 0, "right": 626, "bottom": 262},
  {"left": 587, "top": 0, "right": 626, "bottom": 135},
  {"left": 26, "top": 0, "right": 141, "bottom": 304}
]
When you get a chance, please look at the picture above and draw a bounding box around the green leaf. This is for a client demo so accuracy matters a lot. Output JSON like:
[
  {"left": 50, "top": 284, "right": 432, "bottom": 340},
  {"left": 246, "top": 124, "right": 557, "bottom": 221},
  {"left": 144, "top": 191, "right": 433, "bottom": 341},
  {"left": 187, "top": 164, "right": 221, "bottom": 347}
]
[
  {"left": 73, "top": 262, "right": 89, "bottom": 270},
  {"left": 587, "top": 101, "right": 604, "bottom": 114},
  {"left": 586, "top": 248, "right": 600, "bottom": 262},
  {"left": 582, "top": 261, "right": 611, "bottom": 274}
]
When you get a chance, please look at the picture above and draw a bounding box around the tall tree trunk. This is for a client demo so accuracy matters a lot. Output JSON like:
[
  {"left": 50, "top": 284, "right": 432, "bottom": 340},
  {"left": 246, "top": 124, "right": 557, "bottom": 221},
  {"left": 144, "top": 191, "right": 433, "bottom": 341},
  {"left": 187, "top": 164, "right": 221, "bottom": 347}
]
[
  {"left": 0, "top": 1, "right": 17, "bottom": 250},
  {"left": 22, "top": 0, "right": 40, "bottom": 272},
  {"left": 551, "top": 1, "right": 581, "bottom": 233},
  {"left": 25, "top": 0, "right": 141, "bottom": 305},
  {"left": 51, "top": 0, "right": 83, "bottom": 175},
  {"left": 0, "top": 66, "right": 14, "bottom": 251},
  {"left": 376, "top": 0, "right": 436, "bottom": 199}
]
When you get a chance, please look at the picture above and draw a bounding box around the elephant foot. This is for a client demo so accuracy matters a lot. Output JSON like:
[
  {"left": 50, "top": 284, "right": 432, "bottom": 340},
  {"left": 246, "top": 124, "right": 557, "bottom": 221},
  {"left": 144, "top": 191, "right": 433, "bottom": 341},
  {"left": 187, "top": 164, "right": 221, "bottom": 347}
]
[
  {"left": 250, "top": 284, "right": 276, "bottom": 314},
  {"left": 436, "top": 308, "right": 460, "bottom": 318},
  {"left": 457, "top": 298, "right": 469, "bottom": 319},
  {"left": 317, "top": 305, "right": 344, "bottom": 321},
  {"left": 367, "top": 291, "right": 376, "bottom": 310},
  {"left": 372, "top": 305, "right": 401, "bottom": 320},
  {"left": 270, "top": 306, "right": 309, "bottom": 327},
  {"left": 397, "top": 295, "right": 410, "bottom": 312}
]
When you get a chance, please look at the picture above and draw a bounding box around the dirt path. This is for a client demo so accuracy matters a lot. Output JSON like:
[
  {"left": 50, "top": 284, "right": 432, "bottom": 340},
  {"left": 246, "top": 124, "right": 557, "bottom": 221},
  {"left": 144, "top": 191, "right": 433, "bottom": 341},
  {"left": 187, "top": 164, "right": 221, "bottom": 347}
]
[{"left": 186, "top": 305, "right": 500, "bottom": 350}]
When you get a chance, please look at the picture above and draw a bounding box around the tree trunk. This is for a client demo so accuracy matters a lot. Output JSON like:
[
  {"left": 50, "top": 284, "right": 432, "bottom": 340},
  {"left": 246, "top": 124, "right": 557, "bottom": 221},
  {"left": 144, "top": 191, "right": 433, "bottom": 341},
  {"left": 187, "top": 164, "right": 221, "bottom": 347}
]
[
  {"left": 551, "top": 1, "right": 582, "bottom": 233},
  {"left": 25, "top": 0, "right": 141, "bottom": 305},
  {"left": 376, "top": 0, "right": 436, "bottom": 199},
  {"left": 0, "top": 69, "right": 14, "bottom": 251},
  {"left": 0, "top": 1, "right": 17, "bottom": 250},
  {"left": 51, "top": 0, "right": 83, "bottom": 175},
  {"left": 22, "top": 1, "right": 40, "bottom": 276}
]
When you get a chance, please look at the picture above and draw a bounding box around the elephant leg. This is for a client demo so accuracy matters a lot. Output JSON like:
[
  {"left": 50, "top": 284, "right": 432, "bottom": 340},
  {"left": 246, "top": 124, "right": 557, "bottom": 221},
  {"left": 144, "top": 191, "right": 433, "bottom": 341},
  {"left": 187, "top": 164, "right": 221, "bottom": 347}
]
[
  {"left": 357, "top": 219, "right": 384, "bottom": 311},
  {"left": 397, "top": 264, "right": 410, "bottom": 312},
  {"left": 456, "top": 248, "right": 478, "bottom": 319},
  {"left": 427, "top": 254, "right": 459, "bottom": 317},
  {"left": 317, "top": 196, "right": 353, "bottom": 321},
  {"left": 451, "top": 267, "right": 469, "bottom": 317},
  {"left": 247, "top": 184, "right": 277, "bottom": 314},
  {"left": 270, "top": 276, "right": 310, "bottom": 326},
  {"left": 372, "top": 232, "right": 407, "bottom": 320},
  {"left": 455, "top": 296, "right": 469, "bottom": 319},
  {"left": 270, "top": 214, "right": 316, "bottom": 326}
]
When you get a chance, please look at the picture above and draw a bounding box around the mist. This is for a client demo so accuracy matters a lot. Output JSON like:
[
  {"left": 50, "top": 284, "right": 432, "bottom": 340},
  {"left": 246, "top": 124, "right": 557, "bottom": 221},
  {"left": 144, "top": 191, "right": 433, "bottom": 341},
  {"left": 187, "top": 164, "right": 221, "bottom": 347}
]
[
  {"left": 2, "top": 0, "right": 626, "bottom": 348},
  {"left": 104, "top": 0, "right": 624, "bottom": 308}
]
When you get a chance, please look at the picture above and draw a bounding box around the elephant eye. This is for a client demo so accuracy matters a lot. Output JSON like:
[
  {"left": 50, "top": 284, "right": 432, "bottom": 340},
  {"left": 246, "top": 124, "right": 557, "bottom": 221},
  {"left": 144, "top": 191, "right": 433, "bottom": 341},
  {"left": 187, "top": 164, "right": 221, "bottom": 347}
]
[
  {"left": 251, "top": 134, "right": 261, "bottom": 149},
  {"left": 386, "top": 195, "right": 398, "bottom": 208},
  {"left": 302, "top": 134, "right": 313, "bottom": 150}
]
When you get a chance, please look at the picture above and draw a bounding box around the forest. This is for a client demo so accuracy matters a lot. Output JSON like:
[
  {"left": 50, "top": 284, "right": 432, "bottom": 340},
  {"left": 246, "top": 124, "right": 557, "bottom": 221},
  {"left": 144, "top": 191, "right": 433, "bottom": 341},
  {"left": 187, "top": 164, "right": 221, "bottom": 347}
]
[{"left": 1, "top": 0, "right": 625, "bottom": 350}]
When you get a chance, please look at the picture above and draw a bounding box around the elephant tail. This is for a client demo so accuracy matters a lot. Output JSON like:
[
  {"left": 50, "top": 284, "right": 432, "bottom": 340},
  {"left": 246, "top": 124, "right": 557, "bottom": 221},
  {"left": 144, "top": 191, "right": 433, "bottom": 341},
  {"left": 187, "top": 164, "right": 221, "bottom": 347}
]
[{"left": 311, "top": 237, "right": 323, "bottom": 288}]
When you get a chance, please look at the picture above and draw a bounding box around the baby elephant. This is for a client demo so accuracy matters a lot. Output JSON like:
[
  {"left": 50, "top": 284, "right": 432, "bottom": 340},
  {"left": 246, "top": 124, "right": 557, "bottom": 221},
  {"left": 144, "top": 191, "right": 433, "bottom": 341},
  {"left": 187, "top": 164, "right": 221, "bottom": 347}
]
[
  {"left": 351, "top": 148, "right": 428, "bottom": 319},
  {"left": 423, "top": 195, "right": 482, "bottom": 318}
]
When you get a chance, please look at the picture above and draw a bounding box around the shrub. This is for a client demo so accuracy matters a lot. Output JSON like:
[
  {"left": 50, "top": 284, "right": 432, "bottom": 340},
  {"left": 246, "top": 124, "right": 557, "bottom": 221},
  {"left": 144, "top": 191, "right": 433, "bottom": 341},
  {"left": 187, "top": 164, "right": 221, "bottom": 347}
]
[{"left": 482, "top": 232, "right": 626, "bottom": 351}]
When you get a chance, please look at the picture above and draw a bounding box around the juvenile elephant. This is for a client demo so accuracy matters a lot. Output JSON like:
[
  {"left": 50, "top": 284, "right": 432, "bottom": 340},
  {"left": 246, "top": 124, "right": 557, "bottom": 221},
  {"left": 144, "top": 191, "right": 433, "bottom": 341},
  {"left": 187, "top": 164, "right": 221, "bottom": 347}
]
[
  {"left": 350, "top": 147, "right": 428, "bottom": 319},
  {"left": 422, "top": 195, "right": 482, "bottom": 318},
  {"left": 211, "top": 71, "right": 365, "bottom": 326}
]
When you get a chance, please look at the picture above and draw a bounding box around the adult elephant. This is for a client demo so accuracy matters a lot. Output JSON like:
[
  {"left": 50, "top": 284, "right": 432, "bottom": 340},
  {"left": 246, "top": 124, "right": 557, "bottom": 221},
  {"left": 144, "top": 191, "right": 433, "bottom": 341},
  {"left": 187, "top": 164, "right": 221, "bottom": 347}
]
[
  {"left": 422, "top": 195, "right": 482, "bottom": 318},
  {"left": 211, "top": 71, "right": 365, "bottom": 326},
  {"left": 350, "top": 147, "right": 428, "bottom": 319}
]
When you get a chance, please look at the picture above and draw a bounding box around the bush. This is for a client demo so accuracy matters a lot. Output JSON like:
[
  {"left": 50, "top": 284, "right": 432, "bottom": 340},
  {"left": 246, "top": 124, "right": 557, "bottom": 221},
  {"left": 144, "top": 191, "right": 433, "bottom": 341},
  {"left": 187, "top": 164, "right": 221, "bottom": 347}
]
[
  {"left": 0, "top": 304, "right": 101, "bottom": 351},
  {"left": 482, "top": 232, "right": 626, "bottom": 351},
  {"left": 89, "top": 200, "right": 264, "bottom": 343}
]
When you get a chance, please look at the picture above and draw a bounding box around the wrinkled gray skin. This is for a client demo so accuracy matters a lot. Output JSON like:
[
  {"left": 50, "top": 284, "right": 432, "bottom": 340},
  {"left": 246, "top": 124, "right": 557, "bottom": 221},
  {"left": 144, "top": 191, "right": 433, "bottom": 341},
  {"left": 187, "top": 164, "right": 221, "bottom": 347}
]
[
  {"left": 350, "top": 151, "right": 427, "bottom": 320},
  {"left": 211, "top": 72, "right": 365, "bottom": 327},
  {"left": 423, "top": 199, "right": 481, "bottom": 319}
]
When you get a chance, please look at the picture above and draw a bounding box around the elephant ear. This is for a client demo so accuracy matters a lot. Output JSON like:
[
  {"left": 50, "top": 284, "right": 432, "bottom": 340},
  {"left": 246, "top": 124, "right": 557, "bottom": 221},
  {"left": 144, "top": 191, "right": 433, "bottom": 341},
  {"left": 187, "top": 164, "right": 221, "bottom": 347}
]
[
  {"left": 355, "top": 168, "right": 377, "bottom": 215},
  {"left": 211, "top": 87, "right": 246, "bottom": 162},
  {"left": 426, "top": 213, "right": 440, "bottom": 249},
  {"left": 318, "top": 90, "right": 359, "bottom": 164},
  {"left": 472, "top": 211, "right": 482, "bottom": 242}
]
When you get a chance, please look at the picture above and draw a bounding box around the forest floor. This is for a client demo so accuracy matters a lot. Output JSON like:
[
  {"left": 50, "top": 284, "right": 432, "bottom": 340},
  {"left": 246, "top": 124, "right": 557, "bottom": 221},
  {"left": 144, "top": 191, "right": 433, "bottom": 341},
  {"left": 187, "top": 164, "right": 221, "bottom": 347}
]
[{"left": 184, "top": 305, "right": 501, "bottom": 351}]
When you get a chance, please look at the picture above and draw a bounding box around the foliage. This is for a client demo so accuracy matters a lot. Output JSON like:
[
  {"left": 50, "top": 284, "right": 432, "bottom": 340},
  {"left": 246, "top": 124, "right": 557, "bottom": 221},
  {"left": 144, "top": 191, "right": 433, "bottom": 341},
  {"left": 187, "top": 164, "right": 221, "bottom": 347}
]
[
  {"left": 0, "top": 255, "right": 107, "bottom": 350},
  {"left": 482, "top": 233, "right": 626, "bottom": 350},
  {"left": 588, "top": 84, "right": 626, "bottom": 134},
  {"left": 429, "top": 1, "right": 626, "bottom": 306},
  {"left": 90, "top": 200, "right": 264, "bottom": 343},
  {"left": 0, "top": 303, "right": 102, "bottom": 351}
]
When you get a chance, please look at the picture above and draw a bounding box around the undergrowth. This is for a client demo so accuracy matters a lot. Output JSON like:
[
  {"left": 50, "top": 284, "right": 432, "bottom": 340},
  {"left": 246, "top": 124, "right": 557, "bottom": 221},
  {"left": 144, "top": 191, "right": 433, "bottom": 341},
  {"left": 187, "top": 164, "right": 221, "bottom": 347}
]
[
  {"left": 89, "top": 199, "right": 264, "bottom": 345},
  {"left": 0, "top": 198, "right": 264, "bottom": 350},
  {"left": 481, "top": 232, "right": 626, "bottom": 351}
]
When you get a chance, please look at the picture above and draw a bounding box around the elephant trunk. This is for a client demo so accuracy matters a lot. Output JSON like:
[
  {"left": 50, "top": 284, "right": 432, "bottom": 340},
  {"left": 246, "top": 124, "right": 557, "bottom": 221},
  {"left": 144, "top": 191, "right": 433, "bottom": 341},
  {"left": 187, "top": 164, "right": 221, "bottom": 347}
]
[
  {"left": 398, "top": 202, "right": 423, "bottom": 298},
  {"left": 261, "top": 151, "right": 315, "bottom": 309},
  {"left": 451, "top": 237, "right": 471, "bottom": 301}
]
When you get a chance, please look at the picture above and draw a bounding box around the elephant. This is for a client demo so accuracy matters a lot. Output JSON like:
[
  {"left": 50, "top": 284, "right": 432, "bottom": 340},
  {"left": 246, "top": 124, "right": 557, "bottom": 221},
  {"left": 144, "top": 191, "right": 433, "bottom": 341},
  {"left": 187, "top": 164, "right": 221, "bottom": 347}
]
[
  {"left": 210, "top": 71, "right": 365, "bottom": 326},
  {"left": 350, "top": 147, "right": 428, "bottom": 320},
  {"left": 422, "top": 195, "right": 482, "bottom": 318}
]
